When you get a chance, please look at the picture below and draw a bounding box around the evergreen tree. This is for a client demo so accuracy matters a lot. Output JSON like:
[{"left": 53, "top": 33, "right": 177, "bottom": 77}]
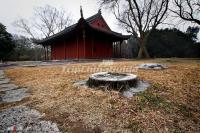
[
  {"left": 128, "top": 28, "right": 200, "bottom": 58},
  {"left": 0, "top": 23, "right": 15, "bottom": 62}
]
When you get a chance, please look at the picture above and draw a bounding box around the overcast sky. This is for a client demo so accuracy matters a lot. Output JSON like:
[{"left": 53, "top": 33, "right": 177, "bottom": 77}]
[
  {"left": 0, "top": 0, "right": 199, "bottom": 40},
  {"left": 0, "top": 0, "right": 123, "bottom": 35}
]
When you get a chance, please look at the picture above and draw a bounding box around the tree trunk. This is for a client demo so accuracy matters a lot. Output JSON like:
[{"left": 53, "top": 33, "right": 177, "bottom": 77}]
[{"left": 137, "top": 34, "right": 150, "bottom": 58}]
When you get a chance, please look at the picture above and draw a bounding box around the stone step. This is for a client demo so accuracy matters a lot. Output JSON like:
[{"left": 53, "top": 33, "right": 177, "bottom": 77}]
[
  {"left": 0, "top": 77, "right": 6, "bottom": 80},
  {"left": 0, "top": 106, "right": 60, "bottom": 133},
  {"left": 0, "top": 79, "right": 10, "bottom": 85},
  {"left": 1, "top": 88, "right": 29, "bottom": 103},
  {"left": 0, "top": 70, "right": 4, "bottom": 76},
  {"left": 0, "top": 76, "right": 5, "bottom": 79},
  {"left": 0, "top": 84, "right": 19, "bottom": 92}
]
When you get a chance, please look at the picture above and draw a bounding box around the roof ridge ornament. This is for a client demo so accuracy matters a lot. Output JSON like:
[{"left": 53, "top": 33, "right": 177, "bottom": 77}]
[
  {"left": 80, "top": 6, "right": 84, "bottom": 18},
  {"left": 98, "top": 9, "right": 101, "bottom": 14}
]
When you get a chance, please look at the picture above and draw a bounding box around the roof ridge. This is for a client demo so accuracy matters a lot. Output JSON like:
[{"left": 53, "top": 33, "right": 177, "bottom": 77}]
[
  {"left": 62, "top": 12, "right": 100, "bottom": 31},
  {"left": 85, "top": 12, "right": 102, "bottom": 23}
]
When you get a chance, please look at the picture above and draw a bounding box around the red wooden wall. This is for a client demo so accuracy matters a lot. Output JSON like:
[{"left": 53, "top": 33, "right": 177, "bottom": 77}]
[
  {"left": 51, "top": 17, "right": 113, "bottom": 60},
  {"left": 51, "top": 37, "right": 113, "bottom": 59}
]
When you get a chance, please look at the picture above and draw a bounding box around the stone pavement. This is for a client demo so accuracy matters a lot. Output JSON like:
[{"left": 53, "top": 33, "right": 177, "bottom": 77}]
[
  {"left": 0, "top": 70, "right": 28, "bottom": 103},
  {"left": 0, "top": 69, "right": 61, "bottom": 133}
]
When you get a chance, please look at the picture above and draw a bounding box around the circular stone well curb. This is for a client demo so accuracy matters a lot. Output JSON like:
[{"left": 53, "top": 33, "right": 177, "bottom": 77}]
[{"left": 88, "top": 72, "right": 138, "bottom": 91}]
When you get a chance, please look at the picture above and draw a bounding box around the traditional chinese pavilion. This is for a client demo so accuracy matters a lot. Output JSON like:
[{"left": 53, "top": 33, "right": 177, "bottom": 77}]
[{"left": 36, "top": 8, "right": 130, "bottom": 60}]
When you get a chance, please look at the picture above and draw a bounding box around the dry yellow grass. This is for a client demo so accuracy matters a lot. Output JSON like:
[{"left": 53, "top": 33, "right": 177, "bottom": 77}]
[{"left": 2, "top": 59, "right": 200, "bottom": 133}]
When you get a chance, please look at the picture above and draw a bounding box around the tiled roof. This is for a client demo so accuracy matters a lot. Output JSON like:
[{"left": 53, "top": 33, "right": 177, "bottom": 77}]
[{"left": 35, "top": 12, "right": 130, "bottom": 44}]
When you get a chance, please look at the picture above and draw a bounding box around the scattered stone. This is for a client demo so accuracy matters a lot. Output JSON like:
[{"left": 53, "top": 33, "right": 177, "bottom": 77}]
[
  {"left": 0, "top": 70, "right": 60, "bottom": 132},
  {"left": 0, "top": 88, "right": 29, "bottom": 103},
  {"left": 0, "top": 75, "right": 5, "bottom": 79},
  {"left": 40, "top": 62, "right": 65, "bottom": 66},
  {"left": 20, "top": 62, "right": 65, "bottom": 67},
  {"left": 76, "top": 79, "right": 150, "bottom": 98},
  {"left": 24, "top": 121, "right": 60, "bottom": 133},
  {"left": 137, "top": 63, "right": 167, "bottom": 70},
  {"left": 0, "top": 70, "right": 4, "bottom": 75},
  {"left": 21, "top": 65, "right": 37, "bottom": 67},
  {"left": 123, "top": 80, "right": 150, "bottom": 98},
  {"left": 0, "top": 106, "right": 60, "bottom": 133},
  {"left": 74, "top": 80, "right": 88, "bottom": 88},
  {"left": 0, "top": 78, "right": 10, "bottom": 84},
  {"left": 0, "top": 84, "right": 18, "bottom": 92},
  {"left": 0, "top": 77, "right": 6, "bottom": 81}
]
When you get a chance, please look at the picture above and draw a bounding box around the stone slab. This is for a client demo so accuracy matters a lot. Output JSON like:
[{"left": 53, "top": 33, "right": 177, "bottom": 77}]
[
  {"left": 0, "top": 70, "right": 4, "bottom": 76},
  {"left": 123, "top": 80, "right": 150, "bottom": 98},
  {"left": 0, "top": 78, "right": 10, "bottom": 84},
  {"left": 0, "top": 84, "right": 18, "bottom": 92},
  {"left": 0, "top": 70, "right": 4, "bottom": 75},
  {"left": 1, "top": 88, "right": 29, "bottom": 103},
  {"left": 137, "top": 63, "right": 168, "bottom": 70},
  {"left": 0, "top": 77, "right": 6, "bottom": 80},
  {"left": 0, "top": 106, "right": 60, "bottom": 133},
  {"left": 0, "top": 75, "right": 5, "bottom": 79}
]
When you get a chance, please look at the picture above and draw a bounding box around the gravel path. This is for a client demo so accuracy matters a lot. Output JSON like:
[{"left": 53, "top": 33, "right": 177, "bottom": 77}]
[{"left": 0, "top": 69, "right": 61, "bottom": 132}]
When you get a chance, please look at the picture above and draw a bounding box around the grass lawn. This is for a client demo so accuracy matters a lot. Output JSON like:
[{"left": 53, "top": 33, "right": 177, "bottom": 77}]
[{"left": 2, "top": 59, "right": 200, "bottom": 132}]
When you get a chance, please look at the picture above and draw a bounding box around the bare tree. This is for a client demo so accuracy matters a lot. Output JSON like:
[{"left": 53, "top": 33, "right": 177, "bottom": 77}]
[
  {"left": 101, "top": 0, "right": 169, "bottom": 58},
  {"left": 172, "top": 0, "right": 200, "bottom": 25},
  {"left": 14, "top": 5, "right": 73, "bottom": 39}
]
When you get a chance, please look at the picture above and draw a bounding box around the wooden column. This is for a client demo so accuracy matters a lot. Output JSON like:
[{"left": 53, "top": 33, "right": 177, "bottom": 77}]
[
  {"left": 47, "top": 46, "right": 49, "bottom": 60},
  {"left": 83, "top": 30, "right": 86, "bottom": 58},
  {"left": 113, "top": 42, "right": 115, "bottom": 58},
  {"left": 117, "top": 42, "right": 119, "bottom": 58},
  {"left": 92, "top": 33, "right": 94, "bottom": 57},
  {"left": 64, "top": 39, "right": 66, "bottom": 59},
  {"left": 113, "top": 42, "right": 116, "bottom": 58},
  {"left": 76, "top": 35, "right": 79, "bottom": 59},
  {"left": 115, "top": 42, "right": 116, "bottom": 58},
  {"left": 115, "top": 42, "right": 117, "bottom": 58},
  {"left": 43, "top": 45, "right": 46, "bottom": 60},
  {"left": 120, "top": 41, "right": 122, "bottom": 58},
  {"left": 49, "top": 45, "right": 51, "bottom": 60}
]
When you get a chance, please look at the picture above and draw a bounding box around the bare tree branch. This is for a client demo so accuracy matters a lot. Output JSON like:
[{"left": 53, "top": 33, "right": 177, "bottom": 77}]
[
  {"left": 100, "top": 0, "right": 169, "bottom": 58},
  {"left": 14, "top": 5, "right": 73, "bottom": 39},
  {"left": 14, "top": 19, "right": 35, "bottom": 39},
  {"left": 172, "top": 0, "right": 200, "bottom": 25}
]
